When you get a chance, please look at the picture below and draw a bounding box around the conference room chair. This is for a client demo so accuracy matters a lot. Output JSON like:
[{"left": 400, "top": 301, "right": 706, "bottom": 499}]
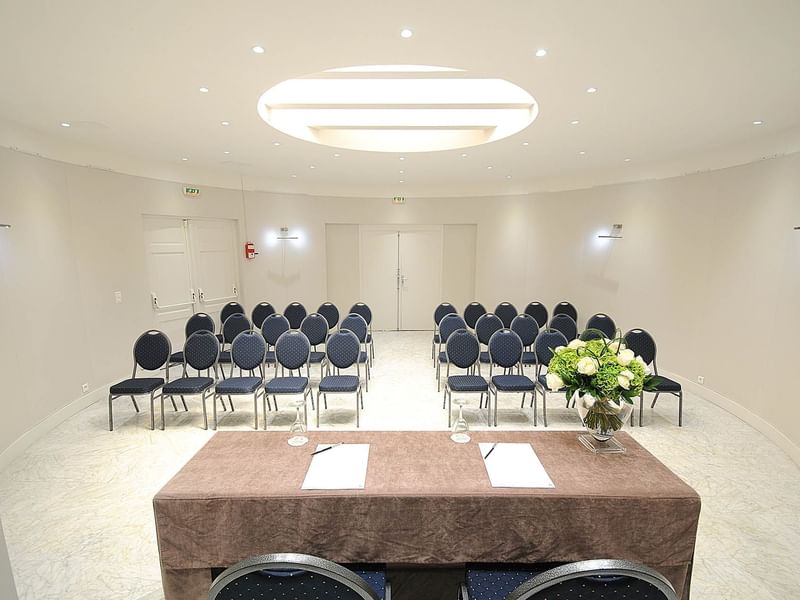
[
  {"left": 251, "top": 301, "right": 276, "bottom": 329},
  {"left": 511, "top": 314, "right": 539, "bottom": 368},
  {"left": 494, "top": 302, "right": 518, "bottom": 328},
  {"left": 444, "top": 329, "right": 489, "bottom": 427},
  {"left": 475, "top": 313, "right": 503, "bottom": 369},
  {"left": 160, "top": 330, "right": 219, "bottom": 430},
  {"left": 624, "top": 328, "right": 684, "bottom": 427},
  {"left": 208, "top": 553, "right": 391, "bottom": 600},
  {"left": 463, "top": 301, "right": 487, "bottom": 330},
  {"left": 317, "top": 330, "right": 364, "bottom": 427},
  {"left": 532, "top": 329, "right": 570, "bottom": 427},
  {"left": 350, "top": 302, "right": 375, "bottom": 363},
  {"left": 300, "top": 312, "right": 329, "bottom": 378},
  {"left": 523, "top": 301, "right": 548, "bottom": 329},
  {"left": 284, "top": 302, "right": 308, "bottom": 330},
  {"left": 167, "top": 312, "right": 215, "bottom": 376},
  {"left": 582, "top": 312, "right": 617, "bottom": 340},
  {"left": 460, "top": 559, "right": 676, "bottom": 600},
  {"left": 340, "top": 313, "right": 372, "bottom": 391},
  {"left": 217, "top": 301, "right": 245, "bottom": 342},
  {"left": 318, "top": 301, "right": 340, "bottom": 330},
  {"left": 432, "top": 302, "right": 458, "bottom": 364},
  {"left": 108, "top": 330, "right": 171, "bottom": 431},
  {"left": 264, "top": 330, "right": 314, "bottom": 426},
  {"left": 552, "top": 301, "right": 578, "bottom": 324},
  {"left": 217, "top": 313, "right": 251, "bottom": 371},
  {"left": 261, "top": 313, "right": 290, "bottom": 369},
  {"left": 435, "top": 313, "right": 468, "bottom": 392},
  {"left": 549, "top": 313, "right": 578, "bottom": 342},
  {"left": 487, "top": 329, "right": 536, "bottom": 426},
  {"left": 212, "top": 330, "right": 267, "bottom": 430}
]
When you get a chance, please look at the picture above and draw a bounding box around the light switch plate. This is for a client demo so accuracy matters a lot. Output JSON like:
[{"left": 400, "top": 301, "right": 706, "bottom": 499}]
[{"left": 114, "top": 291, "right": 123, "bottom": 304}]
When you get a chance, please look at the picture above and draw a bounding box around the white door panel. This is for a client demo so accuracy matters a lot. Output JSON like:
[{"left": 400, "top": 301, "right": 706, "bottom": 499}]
[
  {"left": 359, "top": 228, "right": 399, "bottom": 331},
  {"left": 399, "top": 229, "right": 443, "bottom": 330},
  {"left": 188, "top": 219, "right": 239, "bottom": 325}
]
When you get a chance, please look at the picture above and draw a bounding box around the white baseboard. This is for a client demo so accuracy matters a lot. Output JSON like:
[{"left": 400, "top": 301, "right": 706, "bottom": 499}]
[{"left": 662, "top": 369, "right": 800, "bottom": 466}]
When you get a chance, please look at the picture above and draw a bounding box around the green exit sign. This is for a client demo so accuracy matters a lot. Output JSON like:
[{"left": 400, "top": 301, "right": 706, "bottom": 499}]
[{"left": 183, "top": 186, "right": 200, "bottom": 197}]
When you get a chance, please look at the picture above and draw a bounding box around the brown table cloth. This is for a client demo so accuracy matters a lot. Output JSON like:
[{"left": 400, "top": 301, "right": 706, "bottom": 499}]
[{"left": 154, "top": 431, "right": 700, "bottom": 600}]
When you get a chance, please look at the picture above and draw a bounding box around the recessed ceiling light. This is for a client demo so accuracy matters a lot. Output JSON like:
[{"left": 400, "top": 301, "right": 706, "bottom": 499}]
[
  {"left": 399, "top": 156, "right": 406, "bottom": 161},
  {"left": 309, "top": 165, "right": 315, "bottom": 169},
  {"left": 181, "top": 157, "right": 189, "bottom": 161},
  {"left": 487, "top": 166, "right": 493, "bottom": 170},
  {"left": 221, "top": 121, "right": 230, "bottom": 126},
  {"left": 399, "top": 180, "right": 405, "bottom": 183},
  {"left": 252, "top": 45, "right": 265, "bottom": 54},
  {"left": 400, "top": 28, "right": 413, "bottom": 39},
  {"left": 522, "top": 142, "right": 529, "bottom": 146},
  {"left": 535, "top": 48, "right": 547, "bottom": 57},
  {"left": 578, "top": 151, "right": 586, "bottom": 155},
  {"left": 461, "top": 153, "right": 468, "bottom": 157},
  {"left": 199, "top": 87, "right": 209, "bottom": 93},
  {"left": 506, "top": 175, "right": 512, "bottom": 179},
  {"left": 333, "top": 153, "right": 341, "bottom": 157},
  {"left": 570, "top": 120, "right": 580, "bottom": 125},
  {"left": 291, "top": 174, "right": 297, "bottom": 178},
  {"left": 586, "top": 87, "right": 598, "bottom": 93},
  {"left": 223, "top": 150, "right": 231, "bottom": 155},
  {"left": 399, "top": 170, "right": 404, "bottom": 174},
  {"left": 60, "top": 122, "right": 71, "bottom": 127},
  {"left": 624, "top": 158, "right": 631, "bottom": 162},
  {"left": 272, "top": 142, "right": 281, "bottom": 146},
  {"left": 752, "top": 120, "right": 764, "bottom": 125}
]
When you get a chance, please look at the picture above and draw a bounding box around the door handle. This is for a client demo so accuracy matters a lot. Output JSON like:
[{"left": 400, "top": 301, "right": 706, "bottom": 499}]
[
  {"left": 198, "top": 288, "right": 205, "bottom": 302},
  {"left": 151, "top": 293, "right": 159, "bottom": 309},
  {"left": 191, "top": 289, "right": 196, "bottom": 303}
]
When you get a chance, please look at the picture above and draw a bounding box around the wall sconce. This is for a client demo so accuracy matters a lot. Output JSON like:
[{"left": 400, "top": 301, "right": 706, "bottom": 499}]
[
  {"left": 276, "top": 226, "right": 298, "bottom": 240},
  {"left": 597, "top": 224, "right": 623, "bottom": 239},
  {"left": 0, "top": 224, "right": 11, "bottom": 229}
]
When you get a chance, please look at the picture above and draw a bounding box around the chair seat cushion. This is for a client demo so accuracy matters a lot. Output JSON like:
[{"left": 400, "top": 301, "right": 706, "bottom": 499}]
[
  {"left": 215, "top": 377, "right": 262, "bottom": 394},
  {"left": 492, "top": 374, "right": 535, "bottom": 392},
  {"left": 266, "top": 377, "right": 309, "bottom": 394},
  {"left": 163, "top": 377, "right": 214, "bottom": 395},
  {"left": 479, "top": 351, "right": 491, "bottom": 364},
  {"left": 521, "top": 351, "right": 538, "bottom": 365},
  {"left": 218, "top": 350, "right": 232, "bottom": 363},
  {"left": 169, "top": 350, "right": 184, "bottom": 363},
  {"left": 319, "top": 375, "right": 360, "bottom": 393},
  {"left": 110, "top": 377, "right": 164, "bottom": 395},
  {"left": 448, "top": 375, "right": 488, "bottom": 392},
  {"left": 465, "top": 566, "right": 542, "bottom": 600},
  {"left": 352, "top": 567, "right": 386, "bottom": 600},
  {"left": 653, "top": 376, "right": 682, "bottom": 392},
  {"left": 537, "top": 374, "right": 566, "bottom": 392},
  {"left": 309, "top": 351, "right": 326, "bottom": 364}
]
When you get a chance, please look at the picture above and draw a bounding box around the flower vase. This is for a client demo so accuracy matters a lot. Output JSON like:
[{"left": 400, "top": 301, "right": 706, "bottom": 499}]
[{"left": 574, "top": 392, "right": 634, "bottom": 453}]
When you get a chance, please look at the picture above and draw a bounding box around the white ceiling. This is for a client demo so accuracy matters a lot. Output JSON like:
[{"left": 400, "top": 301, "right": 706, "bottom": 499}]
[{"left": 1, "top": 0, "right": 799, "bottom": 198}]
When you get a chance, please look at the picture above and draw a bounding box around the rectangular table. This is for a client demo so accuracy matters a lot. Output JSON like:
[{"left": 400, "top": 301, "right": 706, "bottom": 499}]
[{"left": 154, "top": 431, "right": 700, "bottom": 600}]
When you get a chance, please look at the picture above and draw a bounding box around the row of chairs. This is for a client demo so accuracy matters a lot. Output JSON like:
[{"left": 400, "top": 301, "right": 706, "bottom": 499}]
[{"left": 207, "top": 552, "right": 677, "bottom": 600}]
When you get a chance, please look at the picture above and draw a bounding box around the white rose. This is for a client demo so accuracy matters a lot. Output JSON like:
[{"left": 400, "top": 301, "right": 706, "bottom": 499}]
[
  {"left": 568, "top": 339, "right": 586, "bottom": 349},
  {"left": 545, "top": 372, "right": 564, "bottom": 390},
  {"left": 620, "top": 369, "right": 634, "bottom": 380},
  {"left": 577, "top": 357, "right": 598, "bottom": 375},
  {"left": 617, "top": 348, "right": 635, "bottom": 366},
  {"left": 582, "top": 395, "right": 595, "bottom": 409},
  {"left": 617, "top": 374, "right": 631, "bottom": 390},
  {"left": 554, "top": 345, "right": 566, "bottom": 354},
  {"left": 635, "top": 355, "right": 651, "bottom": 374},
  {"left": 607, "top": 340, "right": 621, "bottom": 353}
]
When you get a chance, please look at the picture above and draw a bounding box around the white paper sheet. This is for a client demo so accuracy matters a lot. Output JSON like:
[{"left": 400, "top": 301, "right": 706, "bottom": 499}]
[
  {"left": 479, "top": 443, "right": 555, "bottom": 488},
  {"left": 301, "top": 443, "right": 370, "bottom": 490}
]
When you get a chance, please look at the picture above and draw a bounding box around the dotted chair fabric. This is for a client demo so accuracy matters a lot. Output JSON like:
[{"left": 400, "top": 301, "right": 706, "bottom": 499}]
[
  {"left": 300, "top": 313, "right": 329, "bottom": 346},
  {"left": 475, "top": 314, "right": 503, "bottom": 345},
  {"left": 350, "top": 302, "right": 373, "bottom": 325},
  {"left": 495, "top": 302, "right": 518, "bottom": 328},
  {"left": 586, "top": 313, "right": 617, "bottom": 339},
  {"left": 220, "top": 302, "right": 245, "bottom": 325},
  {"left": 230, "top": 331, "right": 266, "bottom": 371},
  {"left": 133, "top": 330, "right": 171, "bottom": 371},
  {"left": 524, "top": 302, "right": 548, "bottom": 329},
  {"left": 318, "top": 303, "right": 340, "bottom": 329},
  {"left": 511, "top": 314, "right": 539, "bottom": 347},
  {"left": 183, "top": 330, "right": 219, "bottom": 371},
  {"left": 552, "top": 301, "right": 578, "bottom": 323},
  {"left": 222, "top": 314, "right": 251, "bottom": 345},
  {"left": 623, "top": 329, "right": 657, "bottom": 366},
  {"left": 341, "top": 314, "right": 368, "bottom": 343},
  {"left": 284, "top": 302, "right": 308, "bottom": 330},
  {"left": 464, "top": 302, "right": 487, "bottom": 329},
  {"left": 275, "top": 331, "right": 311, "bottom": 370},
  {"left": 251, "top": 303, "right": 276, "bottom": 329},
  {"left": 549, "top": 314, "right": 578, "bottom": 342},
  {"left": 488, "top": 329, "right": 523, "bottom": 368},
  {"left": 262, "top": 314, "right": 291, "bottom": 346},
  {"left": 434, "top": 302, "right": 458, "bottom": 325},
  {"left": 445, "top": 329, "right": 480, "bottom": 369},
  {"left": 326, "top": 331, "right": 360, "bottom": 370}
]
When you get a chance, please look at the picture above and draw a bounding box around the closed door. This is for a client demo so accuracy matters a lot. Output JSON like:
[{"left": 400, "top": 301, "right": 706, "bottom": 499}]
[
  {"left": 359, "top": 229, "right": 400, "bottom": 330},
  {"left": 187, "top": 219, "right": 239, "bottom": 322}
]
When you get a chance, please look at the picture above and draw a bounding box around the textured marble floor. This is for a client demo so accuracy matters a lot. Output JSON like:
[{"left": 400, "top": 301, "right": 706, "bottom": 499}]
[{"left": 0, "top": 331, "right": 799, "bottom": 599}]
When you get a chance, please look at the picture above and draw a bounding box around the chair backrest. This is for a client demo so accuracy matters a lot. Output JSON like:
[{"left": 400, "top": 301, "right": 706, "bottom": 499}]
[
  {"left": 208, "top": 553, "right": 381, "bottom": 600},
  {"left": 261, "top": 313, "right": 291, "bottom": 346},
  {"left": 284, "top": 302, "right": 308, "bottom": 329},
  {"left": 511, "top": 314, "right": 539, "bottom": 347},
  {"left": 133, "top": 330, "right": 171, "bottom": 372},
  {"left": 524, "top": 302, "right": 548, "bottom": 328},
  {"left": 533, "top": 329, "right": 569, "bottom": 371},
  {"left": 488, "top": 329, "right": 523, "bottom": 368},
  {"left": 275, "top": 330, "right": 311, "bottom": 371},
  {"left": 349, "top": 302, "right": 373, "bottom": 326},
  {"left": 586, "top": 313, "right": 617, "bottom": 339},
  {"left": 220, "top": 302, "right": 245, "bottom": 325},
  {"left": 475, "top": 313, "right": 503, "bottom": 345},
  {"left": 318, "top": 302, "right": 340, "bottom": 329},
  {"left": 300, "top": 313, "right": 329, "bottom": 347},
  {"left": 463, "top": 302, "right": 487, "bottom": 329},
  {"left": 624, "top": 328, "right": 657, "bottom": 367},
  {"left": 230, "top": 330, "right": 267, "bottom": 372},
  {"left": 552, "top": 301, "right": 578, "bottom": 323},
  {"left": 549, "top": 314, "right": 578, "bottom": 341},
  {"left": 506, "top": 559, "right": 677, "bottom": 600},
  {"left": 434, "top": 302, "right": 458, "bottom": 325},
  {"left": 183, "top": 330, "right": 219, "bottom": 372},
  {"left": 438, "top": 313, "right": 467, "bottom": 344},
  {"left": 185, "top": 312, "right": 215, "bottom": 338},
  {"left": 222, "top": 313, "right": 251, "bottom": 344},
  {"left": 445, "top": 329, "right": 480, "bottom": 370},
  {"left": 494, "top": 302, "right": 518, "bottom": 328},
  {"left": 340, "top": 313, "right": 368, "bottom": 343},
  {"left": 251, "top": 302, "right": 276, "bottom": 329},
  {"left": 325, "top": 330, "right": 361, "bottom": 370}
]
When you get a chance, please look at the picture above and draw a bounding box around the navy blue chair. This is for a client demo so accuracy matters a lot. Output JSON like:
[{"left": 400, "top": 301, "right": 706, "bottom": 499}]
[
  {"left": 265, "top": 330, "right": 314, "bottom": 424},
  {"left": 318, "top": 302, "right": 340, "bottom": 330},
  {"left": 475, "top": 313, "right": 503, "bottom": 367},
  {"left": 108, "top": 330, "right": 171, "bottom": 431},
  {"left": 340, "top": 313, "right": 371, "bottom": 391},
  {"left": 461, "top": 559, "right": 675, "bottom": 600},
  {"left": 284, "top": 302, "right": 308, "bottom": 330},
  {"left": 317, "top": 330, "right": 364, "bottom": 427},
  {"left": 444, "top": 329, "right": 488, "bottom": 427},
  {"left": 350, "top": 302, "right": 375, "bottom": 363},
  {"left": 432, "top": 302, "right": 458, "bottom": 364},
  {"left": 532, "top": 329, "right": 569, "bottom": 427},
  {"left": 208, "top": 553, "right": 390, "bottom": 600},
  {"left": 261, "top": 313, "right": 291, "bottom": 369},
  {"left": 494, "top": 302, "right": 518, "bottom": 328},
  {"left": 549, "top": 314, "right": 578, "bottom": 342},
  {"left": 582, "top": 312, "right": 617, "bottom": 340},
  {"left": 168, "top": 312, "right": 215, "bottom": 375},
  {"left": 218, "top": 313, "right": 252, "bottom": 369},
  {"left": 161, "top": 330, "right": 219, "bottom": 430},
  {"left": 464, "top": 302, "right": 487, "bottom": 330},
  {"left": 552, "top": 301, "right": 578, "bottom": 323},
  {"left": 300, "top": 313, "right": 329, "bottom": 378},
  {"left": 251, "top": 302, "right": 276, "bottom": 329},
  {"left": 488, "top": 329, "right": 535, "bottom": 426},
  {"left": 212, "top": 330, "right": 266, "bottom": 430},
  {"left": 524, "top": 302, "right": 548, "bottom": 329},
  {"left": 624, "top": 328, "right": 683, "bottom": 427},
  {"left": 511, "top": 314, "right": 540, "bottom": 368},
  {"left": 217, "top": 302, "right": 245, "bottom": 342},
  {"left": 435, "top": 313, "right": 468, "bottom": 392}
]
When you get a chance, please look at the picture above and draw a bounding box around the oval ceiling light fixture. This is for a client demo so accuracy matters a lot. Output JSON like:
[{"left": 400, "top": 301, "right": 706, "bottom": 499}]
[{"left": 257, "top": 65, "right": 538, "bottom": 153}]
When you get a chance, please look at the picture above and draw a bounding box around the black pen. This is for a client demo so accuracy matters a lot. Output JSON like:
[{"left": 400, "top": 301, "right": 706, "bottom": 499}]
[
  {"left": 483, "top": 443, "right": 498, "bottom": 459},
  {"left": 311, "top": 442, "right": 343, "bottom": 455}
]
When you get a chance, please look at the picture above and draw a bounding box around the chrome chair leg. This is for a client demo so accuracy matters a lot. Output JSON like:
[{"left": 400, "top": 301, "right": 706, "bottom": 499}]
[
  {"left": 542, "top": 390, "right": 548, "bottom": 427},
  {"left": 149, "top": 391, "right": 156, "bottom": 430},
  {"left": 108, "top": 394, "right": 114, "bottom": 431},
  {"left": 678, "top": 391, "right": 683, "bottom": 427},
  {"left": 639, "top": 394, "right": 644, "bottom": 427},
  {"left": 180, "top": 395, "right": 188, "bottom": 411},
  {"left": 170, "top": 396, "right": 178, "bottom": 412},
  {"left": 651, "top": 392, "right": 661, "bottom": 408},
  {"left": 202, "top": 391, "right": 209, "bottom": 430},
  {"left": 533, "top": 388, "right": 538, "bottom": 426},
  {"left": 130, "top": 396, "right": 140, "bottom": 412}
]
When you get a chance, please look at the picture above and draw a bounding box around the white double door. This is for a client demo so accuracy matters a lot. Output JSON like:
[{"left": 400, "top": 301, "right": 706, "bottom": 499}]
[
  {"left": 359, "top": 225, "right": 443, "bottom": 331},
  {"left": 143, "top": 216, "right": 239, "bottom": 343}
]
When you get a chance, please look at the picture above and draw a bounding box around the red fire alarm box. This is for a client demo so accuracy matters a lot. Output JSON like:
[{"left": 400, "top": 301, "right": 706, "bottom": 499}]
[{"left": 244, "top": 242, "right": 257, "bottom": 259}]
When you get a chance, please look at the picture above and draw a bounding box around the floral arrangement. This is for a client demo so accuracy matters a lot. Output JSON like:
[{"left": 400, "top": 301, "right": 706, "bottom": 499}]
[{"left": 545, "top": 333, "right": 659, "bottom": 432}]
